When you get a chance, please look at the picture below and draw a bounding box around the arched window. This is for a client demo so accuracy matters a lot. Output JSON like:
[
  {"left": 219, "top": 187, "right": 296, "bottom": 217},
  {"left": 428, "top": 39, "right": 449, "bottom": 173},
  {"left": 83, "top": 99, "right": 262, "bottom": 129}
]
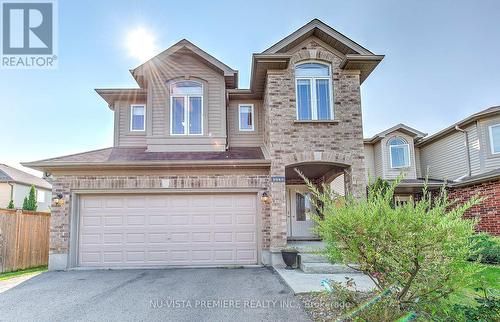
[
  {"left": 389, "top": 137, "right": 410, "bottom": 168},
  {"left": 170, "top": 81, "right": 203, "bottom": 135},
  {"left": 295, "top": 62, "right": 333, "bottom": 120}
]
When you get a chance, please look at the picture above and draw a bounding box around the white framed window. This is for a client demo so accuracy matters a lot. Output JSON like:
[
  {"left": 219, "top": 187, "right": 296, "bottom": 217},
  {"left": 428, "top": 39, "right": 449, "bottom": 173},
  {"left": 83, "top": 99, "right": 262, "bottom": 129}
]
[
  {"left": 238, "top": 104, "right": 254, "bottom": 131},
  {"left": 295, "top": 62, "right": 334, "bottom": 121},
  {"left": 170, "top": 81, "right": 203, "bottom": 135},
  {"left": 37, "top": 190, "right": 45, "bottom": 203},
  {"left": 489, "top": 124, "right": 500, "bottom": 154},
  {"left": 130, "top": 104, "right": 145, "bottom": 131},
  {"left": 389, "top": 137, "right": 410, "bottom": 168}
]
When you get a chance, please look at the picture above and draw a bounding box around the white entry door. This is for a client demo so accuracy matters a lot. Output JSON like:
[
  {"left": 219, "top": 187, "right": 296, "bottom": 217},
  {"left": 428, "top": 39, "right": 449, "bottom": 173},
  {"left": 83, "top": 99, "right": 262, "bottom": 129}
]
[
  {"left": 287, "top": 186, "right": 317, "bottom": 238},
  {"left": 78, "top": 193, "right": 258, "bottom": 268}
]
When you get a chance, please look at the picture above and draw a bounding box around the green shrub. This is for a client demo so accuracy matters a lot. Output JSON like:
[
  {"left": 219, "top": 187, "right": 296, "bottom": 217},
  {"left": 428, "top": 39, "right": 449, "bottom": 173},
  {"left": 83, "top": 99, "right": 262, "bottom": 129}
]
[
  {"left": 301, "top": 173, "right": 483, "bottom": 316},
  {"left": 453, "top": 287, "right": 500, "bottom": 321},
  {"left": 7, "top": 200, "right": 14, "bottom": 209},
  {"left": 469, "top": 233, "right": 500, "bottom": 265},
  {"left": 22, "top": 185, "right": 38, "bottom": 211}
]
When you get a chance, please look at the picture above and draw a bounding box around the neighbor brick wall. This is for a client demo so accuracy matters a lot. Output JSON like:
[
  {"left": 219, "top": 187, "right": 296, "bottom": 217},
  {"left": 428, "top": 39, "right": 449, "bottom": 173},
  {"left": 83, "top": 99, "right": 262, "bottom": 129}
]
[
  {"left": 262, "top": 40, "right": 366, "bottom": 250},
  {"left": 49, "top": 171, "right": 271, "bottom": 256},
  {"left": 448, "top": 179, "right": 500, "bottom": 236}
]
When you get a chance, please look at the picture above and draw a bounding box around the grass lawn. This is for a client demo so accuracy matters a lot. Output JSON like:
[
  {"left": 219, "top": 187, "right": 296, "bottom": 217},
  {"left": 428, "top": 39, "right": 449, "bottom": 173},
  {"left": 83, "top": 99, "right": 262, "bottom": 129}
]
[
  {"left": 0, "top": 266, "right": 47, "bottom": 281},
  {"left": 450, "top": 263, "right": 500, "bottom": 306}
]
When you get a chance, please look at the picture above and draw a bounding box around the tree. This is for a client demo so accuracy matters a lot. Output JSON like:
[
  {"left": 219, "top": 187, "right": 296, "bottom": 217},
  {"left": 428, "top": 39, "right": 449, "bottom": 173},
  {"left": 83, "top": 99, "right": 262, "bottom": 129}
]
[
  {"left": 22, "top": 185, "right": 38, "bottom": 211},
  {"left": 22, "top": 197, "right": 29, "bottom": 210},
  {"left": 7, "top": 200, "right": 14, "bottom": 209},
  {"left": 301, "top": 173, "right": 482, "bottom": 317}
]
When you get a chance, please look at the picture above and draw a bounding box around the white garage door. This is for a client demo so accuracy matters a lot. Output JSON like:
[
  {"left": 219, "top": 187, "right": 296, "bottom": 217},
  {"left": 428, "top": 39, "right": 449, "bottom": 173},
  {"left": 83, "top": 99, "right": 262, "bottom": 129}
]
[{"left": 78, "top": 193, "right": 258, "bottom": 267}]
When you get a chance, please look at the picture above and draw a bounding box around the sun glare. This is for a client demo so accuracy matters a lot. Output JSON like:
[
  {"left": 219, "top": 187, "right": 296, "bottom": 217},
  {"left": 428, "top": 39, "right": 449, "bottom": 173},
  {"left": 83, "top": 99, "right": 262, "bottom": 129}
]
[{"left": 125, "top": 27, "right": 159, "bottom": 63}]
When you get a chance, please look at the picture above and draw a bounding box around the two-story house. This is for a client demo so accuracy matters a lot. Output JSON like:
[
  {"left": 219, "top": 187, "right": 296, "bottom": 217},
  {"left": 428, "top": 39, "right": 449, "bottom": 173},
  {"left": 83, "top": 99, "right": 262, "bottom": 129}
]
[
  {"left": 24, "top": 19, "right": 384, "bottom": 270},
  {"left": 364, "top": 106, "right": 500, "bottom": 235}
]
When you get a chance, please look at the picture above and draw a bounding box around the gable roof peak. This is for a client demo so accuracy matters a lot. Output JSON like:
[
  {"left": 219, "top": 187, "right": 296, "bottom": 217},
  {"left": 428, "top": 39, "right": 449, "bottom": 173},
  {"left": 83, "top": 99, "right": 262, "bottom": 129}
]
[
  {"left": 364, "top": 123, "right": 427, "bottom": 144},
  {"left": 130, "top": 38, "right": 238, "bottom": 88},
  {"left": 262, "top": 18, "right": 374, "bottom": 55}
]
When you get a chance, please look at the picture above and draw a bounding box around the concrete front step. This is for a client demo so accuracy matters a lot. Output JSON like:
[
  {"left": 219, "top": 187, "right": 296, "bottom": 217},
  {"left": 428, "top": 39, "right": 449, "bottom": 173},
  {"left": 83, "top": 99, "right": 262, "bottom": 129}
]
[
  {"left": 287, "top": 241, "right": 325, "bottom": 253},
  {"left": 300, "top": 262, "right": 359, "bottom": 274},
  {"left": 298, "top": 253, "right": 329, "bottom": 263}
]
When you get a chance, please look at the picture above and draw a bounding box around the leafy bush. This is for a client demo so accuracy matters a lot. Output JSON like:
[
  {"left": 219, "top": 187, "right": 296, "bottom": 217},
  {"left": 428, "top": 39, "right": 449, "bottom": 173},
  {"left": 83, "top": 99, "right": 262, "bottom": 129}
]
[
  {"left": 301, "top": 174, "right": 483, "bottom": 316},
  {"left": 22, "top": 185, "right": 37, "bottom": 211},
  {"left": 7, "top": 200, "right": 14, "bottom": 209},
  {"left": 453, "top": 287, "right": 500, "bottom": 321},
  {"left": 469, "top": 233, "right": 500, "bottom": 265}
]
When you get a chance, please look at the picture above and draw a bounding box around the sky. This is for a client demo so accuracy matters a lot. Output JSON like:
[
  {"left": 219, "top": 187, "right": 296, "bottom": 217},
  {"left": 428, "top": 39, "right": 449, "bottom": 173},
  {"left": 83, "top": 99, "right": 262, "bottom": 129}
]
[{"left": 1, "top": 0, "right": 500, "bottom": 176}]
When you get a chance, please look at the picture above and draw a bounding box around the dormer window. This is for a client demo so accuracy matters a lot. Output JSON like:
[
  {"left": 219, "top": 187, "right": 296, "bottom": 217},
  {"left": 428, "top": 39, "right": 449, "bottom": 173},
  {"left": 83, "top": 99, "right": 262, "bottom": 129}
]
[
  {"left": 170, "top": 81, "right": 203, "bottom": 135},
  {"left": 389, "top": 137, "right": 410, "bottom": 168},
  {"left": 130, "top": 105, "right": 145, "bottom": 131},
  {"left": 295, "top": 62, "right": 333, "bottom": 121}
]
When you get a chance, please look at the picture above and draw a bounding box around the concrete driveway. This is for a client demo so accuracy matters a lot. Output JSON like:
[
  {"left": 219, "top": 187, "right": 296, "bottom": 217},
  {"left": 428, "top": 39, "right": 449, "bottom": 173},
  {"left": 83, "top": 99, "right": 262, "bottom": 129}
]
[{"left": 0, "top": 268, "right": 310, "bottom": 322}]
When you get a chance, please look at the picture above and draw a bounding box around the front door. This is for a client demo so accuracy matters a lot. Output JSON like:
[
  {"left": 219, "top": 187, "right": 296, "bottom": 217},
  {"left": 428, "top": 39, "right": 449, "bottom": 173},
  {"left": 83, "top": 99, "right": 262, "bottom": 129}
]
[{"left": 287, "top": 186, "right": 317, "bottom": 239}]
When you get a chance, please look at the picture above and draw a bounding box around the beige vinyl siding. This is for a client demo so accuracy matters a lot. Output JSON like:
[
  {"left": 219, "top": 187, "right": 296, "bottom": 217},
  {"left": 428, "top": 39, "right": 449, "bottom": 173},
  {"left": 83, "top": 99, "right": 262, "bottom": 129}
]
[
  {"left": 115, "top": 100, "right": 147, "bottom": 147},
  {"left": 228, "top": 100, "right": 264, "bottom": 147},
  {"left": 382, "top": 132, "right": 417, "bottom": 180},
  {"left": 420, "top": 131, "right": 468, "bottom": 180},
  {"left": 0, "top": 183, "right": 12, "bottom": 208},
  {"left": 466, "top": 123, "right": 481, "bottom": 176},
  {"left": 363, "top": 143, "right": 376, "bottom": 181},
  {"left": 145, "top": 50, "right": 226, "bottom": 151},
  {"left": 415, "top": 147, "right": 422, "bottom": 178},
  {"left": 330, "top": 174, "right": 345, "bottom": 195},
  {"left": 373, "top": 141, "right": 383, "bottom": 178}
]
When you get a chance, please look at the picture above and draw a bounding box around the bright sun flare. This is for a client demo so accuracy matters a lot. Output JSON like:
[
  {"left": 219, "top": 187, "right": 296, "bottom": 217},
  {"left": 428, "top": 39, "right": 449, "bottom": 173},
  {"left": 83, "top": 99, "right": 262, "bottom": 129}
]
[{"left": 125, "top": 27, "right": 159, "bottom": 62}]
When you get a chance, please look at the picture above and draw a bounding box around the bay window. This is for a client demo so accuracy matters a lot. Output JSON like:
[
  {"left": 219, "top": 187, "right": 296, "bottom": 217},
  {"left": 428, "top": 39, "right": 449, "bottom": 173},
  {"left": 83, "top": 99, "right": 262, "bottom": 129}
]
[
  {"left": 170, "top": 81, "right": 203, "bottom": 135},
  {"left": 295, "top": 62, "right": 333, "bottom": 121}
]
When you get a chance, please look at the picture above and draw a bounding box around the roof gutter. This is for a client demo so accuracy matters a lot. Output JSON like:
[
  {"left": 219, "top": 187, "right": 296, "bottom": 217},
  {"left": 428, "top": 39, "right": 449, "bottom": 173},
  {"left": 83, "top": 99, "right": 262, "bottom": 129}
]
[
  {"left": 454, "top": 125, "right": 472, "bottom": 177},
  {"left": 23, "top": 159, "right": 272, "bottom": 172},
  {"left": 451, "top": 172, "right": 500, "bottom": 187}
]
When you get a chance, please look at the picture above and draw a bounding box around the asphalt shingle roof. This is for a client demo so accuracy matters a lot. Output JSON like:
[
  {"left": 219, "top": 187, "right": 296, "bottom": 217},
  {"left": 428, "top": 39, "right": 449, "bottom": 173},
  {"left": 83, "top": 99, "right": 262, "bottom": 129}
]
[{"left": 0, "top": 164, "right": 51, "bottom": 190}]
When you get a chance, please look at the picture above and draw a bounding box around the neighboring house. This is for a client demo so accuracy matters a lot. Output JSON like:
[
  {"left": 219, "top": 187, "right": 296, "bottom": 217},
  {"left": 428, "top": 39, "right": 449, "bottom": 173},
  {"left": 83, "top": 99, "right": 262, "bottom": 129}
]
[
  {"left": 24, "top": 19, "right": 384, "bottom": 270},
  {"left": 0, "top": 164, "right": 52, "bottom": 212},
  {"left": 364, "top": 106, "right": 500, "bottom": 235}
]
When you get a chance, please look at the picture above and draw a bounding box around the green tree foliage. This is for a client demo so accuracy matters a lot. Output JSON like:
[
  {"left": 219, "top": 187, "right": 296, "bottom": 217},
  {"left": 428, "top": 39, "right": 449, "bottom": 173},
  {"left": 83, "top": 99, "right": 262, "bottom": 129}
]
[
  {"left": 22, "top": 197, "right": 28, "bottom": 210},
  {"left": 301, "top": 173, "right": 483, "bottom": 317},
  {"left": 22, "top": 185, "right": 38, "bottom": 211},
  {"left": 7, "top": 200, "right": 14, "bottom": 209}
]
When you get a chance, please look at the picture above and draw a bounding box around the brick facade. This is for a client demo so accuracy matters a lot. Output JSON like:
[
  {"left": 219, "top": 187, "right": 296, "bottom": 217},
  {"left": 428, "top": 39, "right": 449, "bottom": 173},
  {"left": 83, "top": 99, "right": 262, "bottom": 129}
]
[
  {"left": 448, "top": 179, "right": 500, "bottom": 236},
  {"left": 49, "top": 171, "right": 271, "bottom": 256},
  {"left": 263, "top": 40, "right": 366, "bottom": 250}
]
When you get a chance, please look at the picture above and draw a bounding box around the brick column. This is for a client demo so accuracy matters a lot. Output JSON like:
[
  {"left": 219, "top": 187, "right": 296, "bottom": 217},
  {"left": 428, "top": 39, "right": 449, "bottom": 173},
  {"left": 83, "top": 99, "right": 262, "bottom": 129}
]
[{"left": 270, "top": 166, "right": 287, "bottom": 251}]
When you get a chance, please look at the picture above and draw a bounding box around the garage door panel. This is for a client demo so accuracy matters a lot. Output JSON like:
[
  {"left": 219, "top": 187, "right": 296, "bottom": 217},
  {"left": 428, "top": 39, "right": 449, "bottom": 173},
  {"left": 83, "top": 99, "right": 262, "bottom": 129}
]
[{"left": 78, "top": 193, "right": 258, "bottom": 267}]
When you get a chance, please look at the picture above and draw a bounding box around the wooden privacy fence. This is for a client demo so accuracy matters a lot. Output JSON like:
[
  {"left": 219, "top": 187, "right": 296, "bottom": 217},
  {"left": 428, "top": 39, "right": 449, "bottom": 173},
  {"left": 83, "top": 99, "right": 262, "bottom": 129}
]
[{"left": 0, "top": 209, "right": 50, "bottom": 273}]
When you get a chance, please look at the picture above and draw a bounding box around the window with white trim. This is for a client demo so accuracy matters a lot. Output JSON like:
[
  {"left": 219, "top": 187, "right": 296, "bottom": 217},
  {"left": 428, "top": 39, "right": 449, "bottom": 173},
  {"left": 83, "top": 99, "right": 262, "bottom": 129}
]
[
  {"left": 238, "top": 104, "right": 254, "bottom": 131},
  {"left": 489, "top": 124, "right": 500, "bottom": 154},
  {"left": 37, "top": 190, "right": 45, "bottom": 203},
  {"left": 295, "top": 62, "right": 333, "bottom": 121},
  {"left": 389, "top": 137, "right": 410, "bottom": 168},
  {"left": 130, "top": 105, "right": 145, "bottom": 131},
  {"left": 170, "top": 81, "right": 203, "bottom": 135}
]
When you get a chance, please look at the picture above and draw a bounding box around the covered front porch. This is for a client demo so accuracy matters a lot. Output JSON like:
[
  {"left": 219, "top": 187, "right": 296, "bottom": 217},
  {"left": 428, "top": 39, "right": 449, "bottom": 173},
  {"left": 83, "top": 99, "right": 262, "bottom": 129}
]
[{"left": 284, "top": 162, "right": 348, "bottom": 241}]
